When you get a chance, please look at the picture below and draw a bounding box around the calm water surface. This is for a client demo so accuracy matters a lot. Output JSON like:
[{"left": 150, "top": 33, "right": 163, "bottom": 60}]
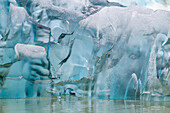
[{"left": 0, "top": 96, "right": 170, "bottom": 113}]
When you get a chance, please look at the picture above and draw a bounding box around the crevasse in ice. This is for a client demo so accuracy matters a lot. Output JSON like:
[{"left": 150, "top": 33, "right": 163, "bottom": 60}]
[{"left": 0, "top": 0, "right": 170, "bottom": 100}]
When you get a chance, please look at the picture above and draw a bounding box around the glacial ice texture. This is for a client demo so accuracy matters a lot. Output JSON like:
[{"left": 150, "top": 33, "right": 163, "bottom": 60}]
[
  {"left": 109, "top": 0, "right": 170, "bottom": 11},
  {"left": 0, "top": 0, "right": 170, "bottom": 101}
]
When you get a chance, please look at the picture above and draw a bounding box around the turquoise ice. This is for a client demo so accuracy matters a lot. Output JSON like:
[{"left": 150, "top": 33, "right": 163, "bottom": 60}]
[{"left": 0, "top": 0, "right": 170, "bottom": 100}]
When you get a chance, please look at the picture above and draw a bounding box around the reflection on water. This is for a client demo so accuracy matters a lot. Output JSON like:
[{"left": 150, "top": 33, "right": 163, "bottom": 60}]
[{"left": 1, "top": 96, "right": 170, "bottom": 113}]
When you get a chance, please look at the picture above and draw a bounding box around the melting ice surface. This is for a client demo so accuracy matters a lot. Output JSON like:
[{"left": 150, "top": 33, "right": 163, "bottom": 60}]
[{"left": 0, "top": 0, "right": 170, "bottom": 101}]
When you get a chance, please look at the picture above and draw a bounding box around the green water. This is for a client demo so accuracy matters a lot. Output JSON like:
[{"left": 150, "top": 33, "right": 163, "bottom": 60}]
[{"left": 0, "top": 96, "right": 170, "bottom": 113}]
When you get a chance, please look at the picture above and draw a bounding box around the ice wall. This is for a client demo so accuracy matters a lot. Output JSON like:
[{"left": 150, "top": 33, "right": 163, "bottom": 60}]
[{"left": 0, "top": 0, "right": 170, "bottom": 100}]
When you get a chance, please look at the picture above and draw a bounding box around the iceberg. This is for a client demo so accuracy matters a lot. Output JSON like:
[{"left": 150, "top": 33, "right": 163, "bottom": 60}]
[{"left": 0, "top": 0, "right": 170, "bottom": 100}]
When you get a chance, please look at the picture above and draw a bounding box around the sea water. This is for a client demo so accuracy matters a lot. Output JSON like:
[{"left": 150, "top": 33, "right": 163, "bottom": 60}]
[{"left": 1, "top": 96, "right": 170, "bottom": 113}]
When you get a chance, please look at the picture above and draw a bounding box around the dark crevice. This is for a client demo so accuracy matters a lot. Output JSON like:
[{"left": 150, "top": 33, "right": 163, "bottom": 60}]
[{"left": 58, "top": 38, "right": 75, "bottom": 67}]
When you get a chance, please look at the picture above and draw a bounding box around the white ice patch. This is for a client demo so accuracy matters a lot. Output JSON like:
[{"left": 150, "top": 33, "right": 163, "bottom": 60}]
[{"left": 15, "top": 43, "right": 47, "bottom": 59}]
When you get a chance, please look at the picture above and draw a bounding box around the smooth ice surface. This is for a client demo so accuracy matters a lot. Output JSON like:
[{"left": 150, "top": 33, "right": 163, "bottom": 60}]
[{"left": 0, "top": 0, "right": 170, "bottom": 100}]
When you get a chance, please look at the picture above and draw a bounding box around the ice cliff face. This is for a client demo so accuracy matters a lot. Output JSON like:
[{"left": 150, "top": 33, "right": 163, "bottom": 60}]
[
  {"left": 65, "top": 4, "right": 170, "bottom": 99},
  {"left": 0, "top": 0, "right": 170, "bottom": 100}
]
